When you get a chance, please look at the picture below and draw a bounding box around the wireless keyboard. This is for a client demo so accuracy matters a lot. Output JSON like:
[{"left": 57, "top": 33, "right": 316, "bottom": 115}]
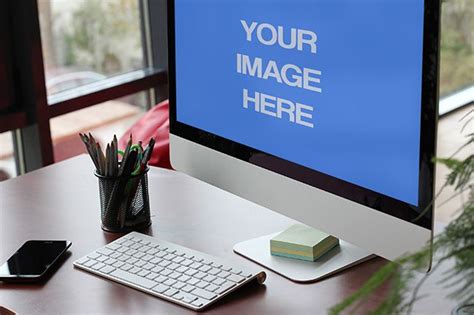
[{"left": 73, "top": 232, "right": 266, "bottom": 311}]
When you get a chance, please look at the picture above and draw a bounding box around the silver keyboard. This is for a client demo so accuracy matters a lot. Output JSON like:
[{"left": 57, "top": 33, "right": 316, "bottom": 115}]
[{"left": 73, "top": 232, "right": 266, "bottom": 311}]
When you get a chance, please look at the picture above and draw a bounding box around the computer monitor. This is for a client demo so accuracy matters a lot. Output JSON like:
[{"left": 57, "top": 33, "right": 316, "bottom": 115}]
[{"left": 168, "top": 0, "right": 439, "bottom": 276}]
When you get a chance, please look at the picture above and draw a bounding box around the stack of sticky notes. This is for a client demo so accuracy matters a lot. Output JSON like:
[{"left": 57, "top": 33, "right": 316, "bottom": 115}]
[{"left": 270, "top": 224, "right": 340, "bottom": 261}]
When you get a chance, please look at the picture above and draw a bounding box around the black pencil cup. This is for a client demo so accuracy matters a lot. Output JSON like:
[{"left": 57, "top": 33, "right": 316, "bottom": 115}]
[{"left": 95, "top": 168, "right": 151, "bottom": 233}]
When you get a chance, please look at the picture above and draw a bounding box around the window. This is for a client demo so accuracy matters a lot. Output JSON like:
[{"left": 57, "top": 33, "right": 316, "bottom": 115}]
[
  {"left": 0, "top": 0, "right": 167, "bottom": 174},
  {"left": 38, "top": 0, "right": 145, "bottom": 95},
  {"left": 439, "top": 0, "right": 473, "bottom": 96}
]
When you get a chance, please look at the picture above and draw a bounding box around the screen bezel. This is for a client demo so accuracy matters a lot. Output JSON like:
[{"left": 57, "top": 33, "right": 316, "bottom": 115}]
[{"left": 167, "top": 0, "right": 439, "bottom": 230}]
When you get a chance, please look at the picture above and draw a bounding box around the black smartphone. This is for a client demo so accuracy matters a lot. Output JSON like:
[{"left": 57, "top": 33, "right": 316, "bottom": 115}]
[{"left": 0, "top": 240, "right": 72, "bottom": 282}]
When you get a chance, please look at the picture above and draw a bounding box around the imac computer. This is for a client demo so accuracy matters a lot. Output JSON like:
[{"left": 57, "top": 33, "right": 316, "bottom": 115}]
[{"left": 168, "top": 0, "right": 439, "bottom": 280}]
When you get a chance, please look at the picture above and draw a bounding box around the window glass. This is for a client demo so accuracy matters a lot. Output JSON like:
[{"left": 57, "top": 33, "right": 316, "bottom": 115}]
[
  {"left": 50, "top": 91, "right": 148, "bottom": 162},
  {"left": 38, "top": 0, "right": 144, "bottom": 96},
  {"left": 440, "top": 0, "right": 473, "bottom": 96},
  {"left": 0, "top": 131, "right": 17, "bottom": 180}
]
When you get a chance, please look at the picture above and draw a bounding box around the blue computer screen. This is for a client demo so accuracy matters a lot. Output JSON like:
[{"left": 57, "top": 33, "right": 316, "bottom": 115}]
[{"left": 174, "top": 0, "right": 424, "bottom": 206}]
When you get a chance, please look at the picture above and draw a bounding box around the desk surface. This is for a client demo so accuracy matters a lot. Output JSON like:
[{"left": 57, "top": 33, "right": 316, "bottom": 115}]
[{"left": 0, "top": 155, "right": 455, "bottom": 314}]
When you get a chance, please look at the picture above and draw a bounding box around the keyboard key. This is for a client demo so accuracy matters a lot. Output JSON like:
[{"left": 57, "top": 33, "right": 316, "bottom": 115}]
[
  {"left": 183, "top": 253, "right": 194, "bottom": 259},
  {"left": 187, "top": 277, "right": 200, "bottom": 285},
  {"left": 212, "top": 277, "right": 226, "bottom": 286},
  {"left": 175, "top": 266, "right": 188, "bottom": 273},
  {"left": 169, "top": 272, "right": 181, "bottom": 279},
  {"left": 163, "top": 288, "right": 179, "bottom": 297},
  {"left": 115, "top": 238, "right": 127, "bottom": 244},
  {"left": 155, "top": 251, "right": 167, "bottom": 258},
  {"left": 129, "top": 267, "right": 141, "bottom": 274},
  {"left": 182, "top": 284, "right": 195, "bottom": 293},
  {"left": 75, "top": 256, "right": 89, "bottom": 265},
  {"left": 87, "top": 252, "right": 100, "bottom": 259},
  {"left": 164, "top": 254, "right": 176, "bottom": 261},
  {"left": 140, "top": 246, "right": 151, "bottom": 253},
  {"left": 201, "top": 258, "right": 213, "bottom": 265},
  {"left": 110, "top": 252, "right": 121, "bottom": 259},
  {"left": 184, "top": 269, "right": 198, "bottom": 276},
  {"left": 154, "top": 275, "right": 168, "bottom": 283},
  {"left": 227, "top": 274, "right": 245, "bottom": 283},
  {"left": 217, "top": 271, "right": 230, "bottom": 278},
  {"left": 97, "top": 248, "right": 113, "bottom": 256},
  {"left": 122, "top": 240, "right": 134, "bottom": 247},
  {"left": 91, "top": 262, "right": 105, "bottom": 270},
  {"left": 172, "top": 281, "right": 186, "bottom": 289},
  {"left": 131, "top": 237, "right": 142, "bottom": 243},
  {"left": 104, "top": 258, "right": 117, "bottom": 265},
  {"left": 181, "top": 259, "right": 194, "bottom": 267},
  {"left": 127, "top": 257, "right": 138, "bottom": 264},
  {"left": 147, "top": 248, "right": 159, "bottom": 255},
  {"left": 211, "top": 262, "right": 222, "bottom": 268},
  {"left": 168, "top": 263, "right": 180, "bottom": 270},
  {"left": 158, "top": 260, "right": 171, "bottom": 267},
  {"left": 178, "top": 274, "right": 191, "bottom": 282},
  {"left": 230, "top": 269, "right": 243, "bottom": 275},
  {"left": 220, "top": 265, "right": 232, "bottom": 272},
  {"left": 120, "top": 263, "right": 133, "bottom": 271},
  {"left": 163, "top": 278, "right": 177, "bottom": 286},
  {"left": 137, "top": 270, "right": 150, "bottom": 277},
  {"left": 215, "top": 281, "right": 236, "bottom": 294},
  {"left": 83, "top": 260, "right": 97, "bottom": 268},
  {"left": 117, "top": 246, "right": 128, "bottom": 253},
  {"left": 208, "top": 268, "right": 220, "bottom": 276},
  {"left": 172, "top": 256, "right": 185, "bottom": 264},
  {"left": 131, "top": 243, "right": 142, "bottom": 250},
  {"left": 143, "top": 263, "right": 155, "bottom": 270},
  {"left": 142, "top": 254, "right": 154, "bottom": 262},
  {"left": 194, "top": 272, "right": 207, "bottom": 279},
  {"left": 196, "top": 281, "right": 210, "bottom": 289},
  {"left": 165, "top": 248, "right": 177, "bottom": 254},
  {"left": 133, "top": 252, "right": 146, "bottom": 259},
  {"left": 134, "top": 260, "right": 146, "bottom": 268},
  {"left": 96, "top": 255, "right": 108, "bottom": 262},
  {"left": 149, "top": 257, "right": 162, "bottom": 265},
  {"left": 117, "top": 254, "right": 130, "bottom": 261},
  {"left": 192, "top": 288, "right": 217, "bottom": 300},
  {"left": 203, "top": 275, "right": 216, "bottom": 282},
  {"left": 193, "top": 257, "right": 204, "bottom": 263},
  {"left": 190, "top": 262, "right": 202, "bottom": 269},
  {"left": 106, "top": 243, "right": 120, "bottom": 250},
  {"left": 198, "top": 265, "right": 212, "bottom": 272},
  {"left": 181, "top": 293, "right": 197, "bottom": 303},
  {"left": 139, "top": 240, "right": 151, "bottom": 245},
  {"left": 151, "top": 266, "right": 164, "bottom": 273},
  {"left": 205, "top": 284, "right": 219, "bottom": 292},
  {"left": 111, "top": 269, "right": 157, "bottom": 289},
  {"left": 160, "top": 269, "right": 173, "bottom": 276},
  {"left": 146, "top": 272, "right": 159, "bottom": 280},
  {"left": 100, "top": 266, "right": 115, "bottom": 274},
  {"left": 173, "top": 292, "right": 185, "bottom": 301},
  {"left": 191, "top": 298, "right": 210, "bottom": 307},
  {"left": 152, "top": 284, "right": 170, "bottom": 294},
  {"left": 112, "top": 261, "right": 125, "bottom": 268}
]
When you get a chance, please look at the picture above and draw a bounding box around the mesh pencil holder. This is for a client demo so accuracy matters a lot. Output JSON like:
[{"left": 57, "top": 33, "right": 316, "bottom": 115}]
[{"left": 95, "top": 168, "right": 151, "bottom": 233}]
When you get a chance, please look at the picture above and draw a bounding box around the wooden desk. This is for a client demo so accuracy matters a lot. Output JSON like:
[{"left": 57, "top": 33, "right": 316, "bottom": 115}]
[{"left": 0, "top": 155, "right": 455, "bottom": 314}]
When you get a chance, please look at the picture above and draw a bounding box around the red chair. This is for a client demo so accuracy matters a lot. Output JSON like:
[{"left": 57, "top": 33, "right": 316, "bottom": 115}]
[{"left": 119, "top": 100, "right": 172, "bottom": 170}]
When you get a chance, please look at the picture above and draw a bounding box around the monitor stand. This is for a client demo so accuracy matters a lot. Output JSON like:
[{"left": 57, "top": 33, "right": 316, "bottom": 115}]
[{"left": 234, "top": 230, "right": 375, "bottom": 283}]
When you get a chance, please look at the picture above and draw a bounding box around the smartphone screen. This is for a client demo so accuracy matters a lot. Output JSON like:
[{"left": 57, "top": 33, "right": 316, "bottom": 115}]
[{"left": 0, "top": 240, "right": 71, "bottom": 280}]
